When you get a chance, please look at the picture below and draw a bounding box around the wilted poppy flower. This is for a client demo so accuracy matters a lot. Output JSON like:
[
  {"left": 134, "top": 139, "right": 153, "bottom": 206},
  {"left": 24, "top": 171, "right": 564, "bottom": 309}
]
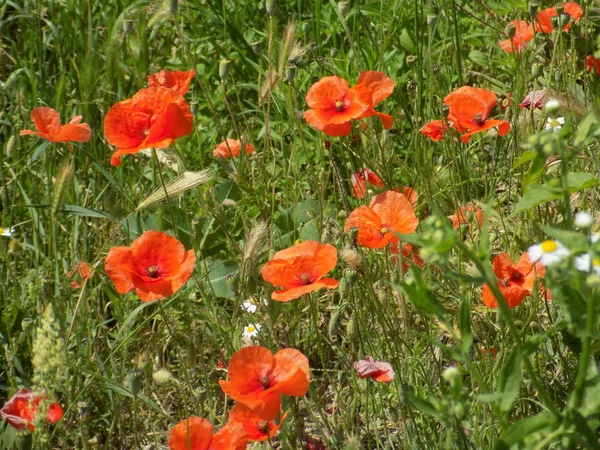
[
  {"left": 104, "top": 86, "right": 193, "bottom": 166},
  {"left": 213, "top": 138, "right": 255, "bottom": 159},
  {"left": 147, "top": 69, "right": 195, "bottom": 95},
  {"left": 498, "top": 20, "right": 534, "bottom": 53},
  {"left": 519, "top": 89, "right": 547, "bottom": 110},
  {"left": 1, "top": 388, "right": 63, "bottom": 432},
  {"left": 20, "top": 107, "right": 91, "bottom": 146},
  {"left": 354, "top": 356, "right": 395, "bottom": 382},
  {"left": 228, "top": 403, "right": 287, "bottom": 442},
  {"left": 261, "top": 240, "right": 339, "bottom": 302},
  {"left": 449, "top": 204, "right": 484, "bottom": 229},
  {"left": 105, "top": 230, "right": 196, "bottom": 302},
  {"left": 344, "top": 190, "right": 418, "bottom": 249},
  {"left": 351, "top": 168, "right": 384, "bottom": 198},
  {"left": 443, "top": 86, "right": 511, "bottom": 143},
  {"left": 420, "top": 120, "right": 447, "bottom": 142},
  {"left": 219, "top": 346, "right": 310, "bottom": 421},
  {"left": 586, "top": 56, "right": 600, "bottom": 76},
  {"left": 355, "top": 70, "right": 396, "bottom": 130},
  {"left": 67, "top": 261, "right": 93, "bottom": 289},
  {"left": 482, "top": 252, "right": 545, "bottom": 308},
  {"left": 168, "top": 416, "right": 247, "bottom": 450},
  {"left": 536, "top": 2, "right": 582, "bottom": 33},
  {"left": 304, "top": 75, "right": 373, "bottom": 136}
]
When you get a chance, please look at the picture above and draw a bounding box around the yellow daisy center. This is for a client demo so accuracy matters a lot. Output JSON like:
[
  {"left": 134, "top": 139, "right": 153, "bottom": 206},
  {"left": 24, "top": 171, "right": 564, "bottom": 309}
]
[
  {"left": 593, "top": 258, "right": 600, "bottom": 267},
  {"left": 247, "top": 326, "right": 255, "bottom": 333},
  {"left": 540, "top": 240, "right": 558, "bottom": 253},
  {"left": 549, "top": 119, "right": 561, "bottom": 128}
]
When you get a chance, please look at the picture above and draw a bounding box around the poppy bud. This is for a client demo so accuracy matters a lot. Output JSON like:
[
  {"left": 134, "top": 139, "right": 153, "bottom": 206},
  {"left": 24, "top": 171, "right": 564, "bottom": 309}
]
[
  {"left": 123, "top": 19, "right": 133, "bottom": 35},
  {"left": 528, "top": 1, "right": 539, "bottom": 17},
  {"left": 328, "top": 308, "right": 342, "bottom": 338},
  {"left": 347, "top": 226, "right": 358, "bottom": 244},
  {"left": 168, "top": 0, "right": 178, "bottom": 15},
  {"left": 343, "top": 268, "right": 358, "bottom": 284},
  {"left": 5, "top": 135, "right": 15, "bottom": 158},
  {"left": 302, "top": 22, "right": 310, "bottom": 34},
  {"left": 407, "top": 79, "right": 417, "bottom": 91},
  {"left": 555, "top": 3, "right": 564, "bottom": 15},
  {"left": 559, "top": 13, "right": 571, "bottom": 28},
  {"left": 346, "top": 312, "right": 357, "bottom": 341},
  {"left": 426, "top": 14, "right": 438, "bottom": 28},
  {"left": 266, "top": 0, "right": 277, "bottom": 16},
  {"left": 406, "top": 55, "right": 417, "bottom": 68},
  {"left": 431, "top": 64, "right": 440, "bottom": 75},
  {"left": 531, "top": 62, "right": 543, "bottom": 78},
  {"left": 338, "top": 1, "right": 351, "bottom": 17},
  {"left": 126, "top": 369, "right": 142, "bottom": 398},
  {"left": 251, "top": 40, "right": 263, "bottom": 56},
  {"left": 550, "top": 15, "right": 560, "bottom": 30},
  {"left": 190, "top": 100, "right": 199, "bottom": 115},
  {"left": 505, "top": 23, "right": 516, "bottom": 39},
  {"left": 76, "top": 401, "right": 89, "bottom": 419},
  {"left": 330, "top": 47, "right": 338, "bottom": 58},
  {"left": 285, "top": 62, "right": 297, "bottom": 84},
  {"left": 441, "top": 104, "right": 450, "bottom": 118},
  {"left": 554, "top": 69, "right": 562, "bottom": 83},
  {"left": 219, "top": 58, "right": 230, "bottom": 80}
]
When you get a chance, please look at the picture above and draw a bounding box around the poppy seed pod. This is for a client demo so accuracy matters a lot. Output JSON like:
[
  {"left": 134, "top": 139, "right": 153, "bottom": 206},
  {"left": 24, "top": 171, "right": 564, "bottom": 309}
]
[
  {"left": 554, "top": 69, "right": 562, "bottom": 83},
  {"left": 406, "top": 55, "right": 417, "bottom": 68},
  {"left": 550, "top": 15, "right": 560, "bottom": 30},
  {"left": 123, "top": 19, "right": 133, "bottom": 35},
  {"left": 532, "top": 62, "right": 543, "bottom": 78},
  {"left": 338, "top": 1, "right": 351, "bottom": 17},
  {"left": 426, "top": 14, "right": 438, "bottom": 28},
  {"left": 528, "top": 1, "right": 539, "bottom": 17},
  {"left": 302, "top": 22, "right": 310, "bottom": 34},
  {"left": 251, "top": 40, "right": 263, "bottom": 56},
  {"left": 219, "top": 58, "right": 231, "bottom": 80},
  {"left": 285, "top": 63, "right": 297, "bottom": 83},
  {"left": 126, "top": 369, "right": 142, "bottom": 397},
  {"left": 21, "top": 318, "right": 34, "bottom": 334},
  {"left": 560, "top": 13, "right": 571, "bottom": 28},
  {"left": 555, "top": 3, "right": 564, "bottom": 15},
  {"left": 266, "top": 0, "right": 276, "bottom": 16},
  {"left": 505, "top": 23, "right": 517, "bottom": 39}
]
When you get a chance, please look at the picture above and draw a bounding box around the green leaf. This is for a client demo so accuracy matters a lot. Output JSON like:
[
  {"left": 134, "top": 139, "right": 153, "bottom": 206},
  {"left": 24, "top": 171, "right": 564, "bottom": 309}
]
[
  {"left": 458, "top": 297, "right": 472, "bottom": 355},
  {"left": 573, "top": 114, "right": 600, "bottom": 147},
  {"left": 497, "top": 349, "right": 522, "bottom": 413},
  {"left": 206, "top": 259, "right": 238, "bottom": 298},
  {"left": 399, "top": 29, "right": 416, "bottom": 53},
  {"left": 406, "top": 392, "right": 442, "bottom": 418},
  {"left": 496, "top": 412, "right": 557, "bottom": 448},
  {"left": 397, "top": 267, "right": 447, "bottom": 319},
  {"left": 62, "top": 205, "right": 112, "bottom": 219},
  {"left": 469, "top": 50, "right": 488, "bottom": 66},
  {"left": 512, "top": 150, "right": 537, "bottom": 170}
]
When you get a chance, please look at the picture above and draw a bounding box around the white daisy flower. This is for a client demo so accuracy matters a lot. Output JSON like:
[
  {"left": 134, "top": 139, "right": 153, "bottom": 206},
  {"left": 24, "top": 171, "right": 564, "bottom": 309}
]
[
  {"left": 0, "top": 227, "right": 14, "bottom": 237},
  {"left": 527, "top": 240, "right": 570, "bottom": 266},
  {"left": 242, "top": 323, "right": 262, "bottom": 339},
  {"left": 241, "top": 297, "right": 268, "bottom": 313},
  {"left": 574, "top": 211, "right": 593, "bottom": 229},
  {"left": 545, "top": 116, "right": 565, "bottom": 133}
]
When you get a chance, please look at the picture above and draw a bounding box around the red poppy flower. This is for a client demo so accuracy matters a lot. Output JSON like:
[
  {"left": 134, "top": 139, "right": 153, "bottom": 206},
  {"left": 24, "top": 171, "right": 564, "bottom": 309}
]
[
  {"left": 20, "top": 107, "right": 91, "bottom": 146},
  {"left": 355, "top": 70, "right": 396, "bottom": 130},
  {"left": 519, "top": 89, "right": 547, "bottom": 110},
  {"left": 304, "top": 76, "right": 373, "bottom": 136},
  {"left": 443, "top": 86, "right": 511, "bottom": 143},
  {"left": 449, "top": 204, "right": 484, "bottom": 229},
  {"left": 228, "top": 403, "right": 287, "bottom": 442},
  {"left": 67, "top": 261, "right": 93, "bottom": 289},
  {"left": 104, "top": 86, "right": 193, "bottom": 166},
  {"left": 536, "top": 2, "right": 582, "bottom": 33},
  {"left": 261, "top": 240, "right": 339, "bottom": 302},
  {"left": 390, "top": 242, "right": 424, "bottom": 273},
  {"left": 354, "top": 356, "right": 395, "bottom": 383},
  {"left": 218, "top": 346, "right": 310, "bottom": 421},
  {"left": 213, "top": 138, "right": 255, "bottom": 159},
  {"left": 420, "top": 120, "right": 447, "bottom": 142},
  {"left": 482, "top": 252, "right": 545, "bottom": 308},
  {"left": 344, "top": 191, "right": 418, "bottom": 249},
  {"left": 105, "top": 231, "right": 196, "bottom": 302},
  {"left": 586, "top": 56, "right": 600, "bottom": 76},
  {"left": 147, "top": 69, "right": 195, "bottom": 95},
  {"left": 168, "top": 416, "right": 247, "bottom": 450},
  {"left": 351, "top": 168, "right": 384, "bottom": 198},
  {"left": 1, "top": 389, "right": 63, "bottom": 432},
  {"left": 498, "top": 20, "right": 534, "bottom": 53}
]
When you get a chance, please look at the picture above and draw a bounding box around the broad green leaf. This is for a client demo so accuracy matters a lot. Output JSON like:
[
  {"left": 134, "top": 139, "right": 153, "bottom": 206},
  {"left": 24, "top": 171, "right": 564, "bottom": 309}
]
[
  {"left": 399, "top": 29, "right": 416, "bottom": 53},
  {"left": 62, "top": 205, "right": 112, "bottom": 219},
  {"left": 206, "top": 259, "right": 238, "bottom": 298},
  {"left": 406, "top": 392, "right": 442, "bottom": 418},
  {"left": 496, "top": 412, "right": 557, "bottom": 448}
]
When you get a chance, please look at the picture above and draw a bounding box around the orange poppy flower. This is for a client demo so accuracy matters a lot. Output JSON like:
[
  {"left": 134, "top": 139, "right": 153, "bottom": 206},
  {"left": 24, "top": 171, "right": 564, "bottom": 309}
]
[
  {"left": 303, "top": 75, "right": 373, "bottom": 136},
  {"left": 536, "top": 2, "right": 582, "bottom": 33},
  {"left": 498, "top": 20, "right": 534, "bottom": 53},
  {"left": 355, "top": 70, "right": 396, "bottom": 130},
  {"left": 20, "top": 107, "right": 91, "bottom": 145},
  {"left": 1, "top": 388, "right": 63, "bottom": 432},
  {"left": 261, "top": 240, "right": 339, "bottom": 302},
  {"left": 390, "top": 242, "right": 424, "bottom": 273},
  {"left": 67, "top": 261, "right": 93, "bottom": 289},
  {"left": 218, "top": 346, "right": 310, "bottom": 421},
  {"left": 104, "top": 86, "right": 193, "bottom": 166},
  {"left": 344, "top": 190, "right": 418, "bottom": 249},
  {"left": 213, "top": 138, "right": 255, "bottom": 159},
  {"left": 354, "top": 356, "right": 395, "bottom": 383},
  {"left": 586, "top": 55, "right": 600, "bottom": 76},
  {"left": 104, "top": 231, "right": 196, "bottom": 302},
  {"left": 147, "top": 69, "right": 195, "bottom": 95},
  {"left": 420, "top": 120, "right": 446, "bottom": 142},
  {"left": 228, "top": 403, "right": 287, "bottom": 442},
  {"left": 482, "top": 252, "right": 545, "bottom": 308},
  {"left": 449, "top": 204, "right": 484, "bottom": 229},
  {"left": 443, "top": 86, "right": 510, "bottom": 143},
  {"left": 168, "top": 416, "right": 247, "bottom": 450},
  {"left": 351, "top": 168, "right": 384, "bottom": 198}
]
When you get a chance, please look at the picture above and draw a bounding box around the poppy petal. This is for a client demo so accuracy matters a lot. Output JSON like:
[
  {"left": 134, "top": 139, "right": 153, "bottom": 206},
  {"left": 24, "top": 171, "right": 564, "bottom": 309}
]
[
  {"left": 321, "top": 121, "right": 352, "bottom": 136},
  {"left": 104, "top": 247, "right": 135, "bottom": 294},
  {"left": 305, "top": 76, "right": 349, "bottom": 109},
  {"left": 271, "top": 280, "right": 337, "bottom": 302},
  {"left": 357, "top": 71, "right": 396, "bottom": 105},
  {"left": 370, "top": 191, "right": 418, "bottom": 235},
  {"left": 227, "top": 346, "right": 275, "bottom": 392},
  {"left": 210, "top": 420, "right": 248, "bottom": 450},
  {"left": 31, "top": 107, "right": 60, "bottom": 133},
  {"left": 168, "top": 417, "right": 213, "bottom": 450}
]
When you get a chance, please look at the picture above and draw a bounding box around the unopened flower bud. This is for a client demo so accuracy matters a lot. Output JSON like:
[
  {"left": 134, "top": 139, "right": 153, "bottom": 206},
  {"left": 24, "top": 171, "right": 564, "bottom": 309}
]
[
  {"left": 560, "top": 12, "right": 571, "bottom": 27},
  {"left": 407, "top": 79, "right": 417, "bottom": 91},
  {"left": 219, "top": 58, "right": 230, "bottom": 80},
  {"left": 550, "top": 15, "right": 560, "bottom": 30},
  {"left": 426, "top": 14, "right": 438, "bottom": 28},
  {"left": 251, "top": 40, "right": 263, "bottom": 56},
  {"left": 406, "top": 55, "right": 417, "bottom": 68},
  {"left": 126, "top": 369, "right": 142, "bottom": 397},
  {"left": 285, "top": 63, "right": 297, "bottom": 84},
  {"left": 554, "top": 69, "right": 562, "bottom": 83},
  {"left": 152, "top": 368, "right": 174, "bottom": 384},
  {"left": 338, "top": 1, "right": 351, "bottom": 17},
  {"left": 123, "top": 19, "right": 133, "bottom": 35},
  {"left": 441, "top": 104, "right": 450, "bottom": 118},
  {"left": 337, "top": 209, "right": 347, "bottom": 220},
  {"left": 343, "top": 268, "right": 358, "bottom": 284},
  {"left": 575, "top": 211, "right": 593, "bottom": 229},
  {"left": 532, "top": 62, "right": 543, "bottom": 78},
  {"left": 528, "top": 1, "right": 539, "bottom": 17},
  {"left": 505, "top": 23, "right": 516, "bottom": 39},
  {"left": 190, "top": 100, "right": 199, "bottom": 115},
  {"left": 266, "top": 0, "right": 277, "bottom": 16}
]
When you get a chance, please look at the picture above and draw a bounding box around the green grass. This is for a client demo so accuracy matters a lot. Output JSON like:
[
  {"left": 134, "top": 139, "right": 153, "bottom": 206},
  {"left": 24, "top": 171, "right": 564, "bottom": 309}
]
[{"left": 2, "top": 0, "right": 600, "bottom": 448}]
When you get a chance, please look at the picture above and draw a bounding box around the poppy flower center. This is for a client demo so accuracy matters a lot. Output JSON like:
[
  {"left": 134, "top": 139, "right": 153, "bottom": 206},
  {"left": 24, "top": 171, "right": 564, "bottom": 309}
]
[
  {"left": 335, "top": 100, "right": 345, "bottom": 112},
  {"left": 260, "top": 375, "right": 271, "bottom": 389},
  {"left": 146, "top": 265, "right": 163, "bottom": 278},
  {"left": 257, "top": 420, "right": 269, "bottom": 433},
  {"left": 300, "top": 274, "right": 312, "bottom": 285},
  {"left": 473, "top": 114, "right": 485, "bottom": 126}
]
